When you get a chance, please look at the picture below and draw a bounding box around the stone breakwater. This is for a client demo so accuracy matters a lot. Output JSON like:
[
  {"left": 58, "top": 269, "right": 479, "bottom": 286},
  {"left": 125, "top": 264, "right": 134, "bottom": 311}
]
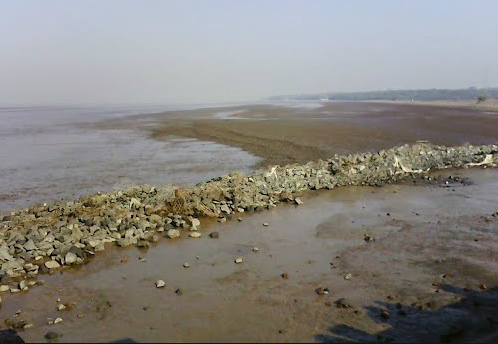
[{"left": 1, "top": 143, "right": 497, "bottom": 293}]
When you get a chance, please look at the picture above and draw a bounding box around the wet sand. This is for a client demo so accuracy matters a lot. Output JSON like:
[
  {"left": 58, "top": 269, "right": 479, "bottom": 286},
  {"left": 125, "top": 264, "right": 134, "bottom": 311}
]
[{"left": 3, "top": 168, "right": 497, "bottom": 343}]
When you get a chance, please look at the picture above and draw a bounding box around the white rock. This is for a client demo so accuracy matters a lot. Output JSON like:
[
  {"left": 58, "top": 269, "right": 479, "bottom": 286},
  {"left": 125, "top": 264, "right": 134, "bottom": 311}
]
[
  {"left": 295, "top": 197, "right": 304, "bottom": 205},
  {"left": 263, "top": 223, "right": 269, "bottom": 227},
  {"left": 191, "top": 218, "right": 201, "bottom": 227},
  {"left": 54, "top": 317, "right": 62, "bottom": 324},
  {"left": 155, "top": 280, "right": 166, "bottom": 288},
  {"left": 235, "top": 257, "right": 243, "bottom": 264},
  {"left": 45, "top": 260, "right": 61, "bottom": 269},
  {"left": 19, "top": 280, "right": 28, "bottom": 291},
  {"left": 252, "top": 247, "right": 259, "bottom": 252},
  {"left": 57, "top": 303, "right": 66, "bottom": 311},
  {"left": 183, "top": 263, "right": 190, "bottom": 268},
  {"left": 0, "top": 285, "right": 10, "bottom": 292},
  {"left": 167, "top": 229, "right": 180, "bottom": 239},
  {"left": 344, "top": 273, "right": 352, "bottom": 280},
  {"left": 189, "top": 232, "right": 201, "bottom": 238},
  {"left": 65, "top": 252, "right": 78, "bottom": 265}
]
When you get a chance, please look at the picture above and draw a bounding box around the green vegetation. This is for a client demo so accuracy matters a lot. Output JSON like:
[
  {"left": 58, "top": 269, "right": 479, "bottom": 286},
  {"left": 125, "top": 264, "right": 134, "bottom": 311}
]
[{"left": 268, "top": 87, "right": 498, "bottom": 102}]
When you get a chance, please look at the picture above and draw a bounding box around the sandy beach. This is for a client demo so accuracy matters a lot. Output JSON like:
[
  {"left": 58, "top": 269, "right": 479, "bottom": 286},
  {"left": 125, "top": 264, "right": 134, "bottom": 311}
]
[{"left": 1, "top": 101, "right": 498, "bottom": 343}]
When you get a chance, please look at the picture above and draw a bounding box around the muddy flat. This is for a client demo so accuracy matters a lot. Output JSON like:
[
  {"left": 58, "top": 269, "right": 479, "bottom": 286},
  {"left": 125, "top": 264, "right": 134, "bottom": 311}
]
[
  {"left": 2, "top": 167, "right": 497, "bottom": 343},
  {"left": 2, "top": 102, "right": 498, "bottom": 343}
]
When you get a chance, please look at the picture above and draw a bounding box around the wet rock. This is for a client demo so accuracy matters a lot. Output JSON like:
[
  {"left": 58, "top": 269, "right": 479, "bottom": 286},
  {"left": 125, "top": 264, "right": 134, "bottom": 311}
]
[
  {"left": 44, "top": 331, "right": 62, "bottom": 340},
  {"left": 64, "top": 252, "right": 78, "bottom": 265},
  {"left": 381, "top": 310, "right": 390, "bottom": 319},
  {"left": 364, "top": 234, "right": 375, "bottom": 242},
  {"left": 335, "top": 298, "right": 353, "bottom": 308},
  {"left": 44, "top": 261, "right": 60, "bottom": 269},
  {"left": 4, "top": 318, "right": 26, "bottom": 330},
  {"left": 167, "top": 229, "right": 180, "bottom": 239},
  {"left": 209, "top": 231, "right": 219, "bottom": 239},
  {"left": 315, "top": 287, "right": 330, "bottom": 295},
  {"left": 155, "top": 280, "right": 166, "bottom": 288}
]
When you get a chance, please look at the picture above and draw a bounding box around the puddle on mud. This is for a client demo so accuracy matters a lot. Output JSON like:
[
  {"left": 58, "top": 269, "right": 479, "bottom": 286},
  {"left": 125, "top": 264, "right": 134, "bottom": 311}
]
[{"left": 1, "top": 168, "right": 497, "bottom": 342}]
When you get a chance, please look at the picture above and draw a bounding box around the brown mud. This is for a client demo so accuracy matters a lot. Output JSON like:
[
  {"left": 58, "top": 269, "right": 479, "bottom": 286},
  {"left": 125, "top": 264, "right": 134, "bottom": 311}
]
[{"left": 2, "top": 167, "right": 497, "bottom": 343}]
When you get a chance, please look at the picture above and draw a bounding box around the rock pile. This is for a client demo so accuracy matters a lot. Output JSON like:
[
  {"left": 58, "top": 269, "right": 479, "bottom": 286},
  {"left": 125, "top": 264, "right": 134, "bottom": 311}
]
[{"left": 1, "top": 143, "right": 497, "bottom": 292}]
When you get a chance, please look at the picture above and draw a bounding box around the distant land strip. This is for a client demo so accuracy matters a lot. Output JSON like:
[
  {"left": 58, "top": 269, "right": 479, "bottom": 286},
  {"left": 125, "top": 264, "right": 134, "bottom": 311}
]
[{"left": 268, "top": 87, "right": 498, "bottom": 102}]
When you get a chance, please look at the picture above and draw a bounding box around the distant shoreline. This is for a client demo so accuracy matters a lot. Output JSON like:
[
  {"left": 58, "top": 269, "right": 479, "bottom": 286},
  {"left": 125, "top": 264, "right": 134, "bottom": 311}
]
[{"left": 363, "top": 98, "right": 498, "bottom": 111}]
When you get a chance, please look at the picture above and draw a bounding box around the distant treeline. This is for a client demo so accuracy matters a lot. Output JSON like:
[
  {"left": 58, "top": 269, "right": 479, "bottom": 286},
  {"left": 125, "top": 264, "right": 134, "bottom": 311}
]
[{"left": 268, "top": 87, "right": 498, "bottom": 101}]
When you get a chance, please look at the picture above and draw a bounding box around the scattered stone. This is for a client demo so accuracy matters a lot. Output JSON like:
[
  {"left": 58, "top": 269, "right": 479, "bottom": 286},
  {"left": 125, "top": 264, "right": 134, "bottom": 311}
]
[
  {"left": 155, "top": 280, "right": 166, "bottom": 288},
  {"left": 252, "top": 247, "right": 259, "bottom": 252},
  {"left": 53, "top": 317, "right": 62, "bottom": 324},
  {"left": 364, "top": 234, "right": 375, "bottom": 242},
  {"left": 138, "top": 257, "right": 147, "bottom": 262},
  {"left": 281, "top": 272, "right": 289, "bottom": 279},
  {"left": 344, "top": 273, "right": 352, "bottom": 280},
  {"left": 167, "top": 229, "right": 181, "bottom": 239},
  {"left": 294, "top": 197, "right": 304, "bottom": 205},
  {"left": 263, "top": 223, "right": 269, "bottom": 227},
  {"left": 22, "top": 324, "right": 34, "bottom": 330},
  {"left": 191, "top": 218, "right": 201, "bottom": 227},
  {"left": 44, "top": 331, "right": 62, "bottom": 340},
  {"left": 183, "top": 263, "right": 190, "bottom": 268},
  {"left": 335, "top": 298, "right": 353, "bottom": 309},
  {"left": 0, "top": 285, "right": 10, "bottom": 292},
  {"left": 315, "top": 287, "right": 330, "bottom": 295},
  {"left": 5, "top": 317, "right": 27, "bottom": 329},
  {"left": 189, "top": 232, "right": 201, "bottom": 238},
  {"left": 235, "top": 257, "right": 243, "bottom": 264},
  {"left": 209, "top": 231, "right": 219, "bottom": 239},
  {"left": 57, "top": 304, "right": 66, "bottom": 311}
]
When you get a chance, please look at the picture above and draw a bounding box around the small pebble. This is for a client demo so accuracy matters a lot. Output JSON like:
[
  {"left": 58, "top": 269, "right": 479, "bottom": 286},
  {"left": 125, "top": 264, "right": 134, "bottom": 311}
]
[
  {"left": 235, "top": 257, "right": 243, "bottom": 264},
  {"left": 155, "top": 280, "right": 166, "bottom": 288},
  {"left": 252, "top": 247, "right": 259, "bottom": 252},
  {"left": 344, "top": 273, "right": 352, "bottom": 280},
  {"left": 183, "top": 263, "right": 190, "bottom": 268},
  {"left": 263, "top": 223, "right": 269, "bottom": 227}
]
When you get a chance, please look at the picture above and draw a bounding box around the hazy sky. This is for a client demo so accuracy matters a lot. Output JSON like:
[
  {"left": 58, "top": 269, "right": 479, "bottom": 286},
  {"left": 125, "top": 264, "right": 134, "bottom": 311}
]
[{"left": 1, "top": 0, "right": 497, "bottom": 104}]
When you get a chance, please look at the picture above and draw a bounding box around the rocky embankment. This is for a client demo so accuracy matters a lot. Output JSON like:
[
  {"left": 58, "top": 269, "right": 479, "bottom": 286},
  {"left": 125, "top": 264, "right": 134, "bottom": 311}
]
[{"left": 1, "top": 143, "right": 497, "bottom": 295}]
